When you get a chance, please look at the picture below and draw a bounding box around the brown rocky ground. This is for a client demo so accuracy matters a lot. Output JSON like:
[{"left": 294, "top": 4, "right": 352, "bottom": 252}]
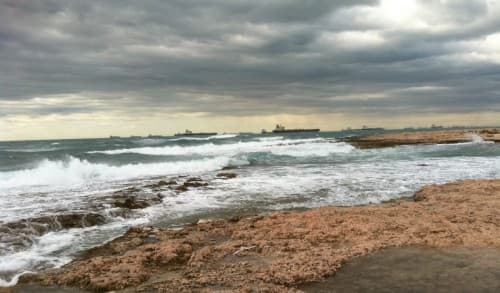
[
  {"left": 13, "top": 179, "right": 500, "bottom": 292},
  {"left": 345, "top": 128, "right": 500, "bottom": 148}
]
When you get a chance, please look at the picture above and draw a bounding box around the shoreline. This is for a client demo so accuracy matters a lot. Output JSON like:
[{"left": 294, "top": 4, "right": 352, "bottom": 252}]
[
  {"left": 11, "top": 178, "right": 500, "bottom": 292},
  {"left": 344, "top": 128, "right": 500, "bottom": 148}
]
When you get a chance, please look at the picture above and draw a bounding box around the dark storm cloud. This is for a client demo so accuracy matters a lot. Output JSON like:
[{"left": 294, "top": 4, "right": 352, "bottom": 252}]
[{"left": 0, "top": 0, "right": 499, "bottom": 118}]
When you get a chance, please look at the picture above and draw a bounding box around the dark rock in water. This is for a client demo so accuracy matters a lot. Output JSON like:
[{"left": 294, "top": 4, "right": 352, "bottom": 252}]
[
  {"left": 174, "top": 179, "right": 209, "bottom": 192},
  {"left": 112, "top": 186, "right": 164, "bottom": 209},
  {"left": 57, "top": 213, "right": 106, "bottom": 228},
  {"left": 7, "top": 213, "right": 106, "bottom": 231},
  {"left": 145, "top": 180, "right": 177, "bottom": 189},
  {"left": 1, "top": 213, "right": 107, "bottom": 245},
  {"left": 114, "top": 197, "right": 151, "bottom": 209},
  {"left": 108, "top": 208, "right": 135, "bottom": 219},
  {"left": 222, "top": 166, "right": 238, "bottom": 170},
  {"left": 183, "top": 181, "right": 208, "bottom": 188},
  {"left": 161, "top": 180, "right": 177, "bottom": 186},
  {"left": 124, "top": 187, "right": 141, "bottom": 193},
  {"left": 113, "top": 192, "right": 163, "bottom": 209},
  {"left": 216, "top": 172, "right": 237, "bottom": 179},
  {"left": 175, "top": 185, "right": 189, "bottom": 192}
]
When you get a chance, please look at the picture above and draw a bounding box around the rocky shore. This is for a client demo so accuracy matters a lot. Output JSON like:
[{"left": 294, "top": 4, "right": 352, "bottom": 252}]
[
  {"left": 345, "top": 128, "right": 500, "bottom": 148},
  {"left": 12, "top": 179, "right": 500, "bottom": 292}
]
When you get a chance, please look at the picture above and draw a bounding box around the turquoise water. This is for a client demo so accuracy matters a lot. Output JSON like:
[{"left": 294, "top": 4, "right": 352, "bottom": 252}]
[{"left": 1, "top": 130, "right": 500, "bottom": 286}]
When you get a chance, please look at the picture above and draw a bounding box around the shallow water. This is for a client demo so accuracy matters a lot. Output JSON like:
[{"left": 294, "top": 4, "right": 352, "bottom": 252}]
[{"left": 1, "top": 131, "right": 500, "bottom": 286}]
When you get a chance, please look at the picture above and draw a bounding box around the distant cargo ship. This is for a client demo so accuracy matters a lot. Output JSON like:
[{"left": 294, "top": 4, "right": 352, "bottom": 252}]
[
  {"left": 269, "top": 124, "right": 320, "bottom": 133},
  {"left": 174, "top": 129, "right": 217, "bottom": 136}
]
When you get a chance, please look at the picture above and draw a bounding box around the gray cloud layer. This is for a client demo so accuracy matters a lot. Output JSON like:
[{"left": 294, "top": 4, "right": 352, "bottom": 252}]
[{"left": 1, "top": 0, "right": 500, "bottom": 118}]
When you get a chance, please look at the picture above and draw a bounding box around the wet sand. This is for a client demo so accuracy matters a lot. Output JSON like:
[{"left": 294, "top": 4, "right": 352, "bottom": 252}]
[
  {"left": 345, "top": 128, "right": 500, "bottom": 148},
  {"left": 11, "top": 179, "right": 500, "bottom": 292}
]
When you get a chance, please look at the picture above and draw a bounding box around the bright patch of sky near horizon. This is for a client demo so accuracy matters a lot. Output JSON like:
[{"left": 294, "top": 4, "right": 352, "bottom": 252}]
[{"left": 0, "top": 0, "right": 499, "bottom": 140}]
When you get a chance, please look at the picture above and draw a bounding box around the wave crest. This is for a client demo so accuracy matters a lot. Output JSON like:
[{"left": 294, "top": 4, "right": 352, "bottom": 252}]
[
  {"left": 90, "top": 138, "right": 354, "bottom": 157},
  {"left": 0, "top": 156, "right": 233, "bottom": 190}
]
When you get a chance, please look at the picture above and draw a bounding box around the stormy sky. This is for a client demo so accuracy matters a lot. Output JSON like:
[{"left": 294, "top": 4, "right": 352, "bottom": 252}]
[{"left": 1, "top": 0, "right": 500, "bottom": 139}]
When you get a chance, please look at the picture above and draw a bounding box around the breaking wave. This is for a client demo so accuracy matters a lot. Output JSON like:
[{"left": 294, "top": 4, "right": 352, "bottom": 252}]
[
  {"left": 90, "top": 138, "right": 354, "bottom": 157},
  {"left": 0, "top": 156, "right": 234, "bottom": 190},
  {"left": 168, "top": 133, "right": 239, "bottom": 141}
]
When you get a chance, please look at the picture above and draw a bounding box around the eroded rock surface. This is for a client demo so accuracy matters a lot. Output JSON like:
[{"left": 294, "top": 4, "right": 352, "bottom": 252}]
[
  {"left": 345, "top": 128, "right": 500, "bottom": 148},
  {"left": 1, "top": 213, "right": 105, "bottom": 239},
  {"left": 112, "top": 192, "right": 163, "bottom": 209},
  {"left": 20, "top": 179, "right": 500, "bottom": 292}
]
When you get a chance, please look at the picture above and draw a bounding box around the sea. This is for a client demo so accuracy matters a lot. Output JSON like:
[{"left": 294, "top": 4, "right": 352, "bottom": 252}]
[{"left": 1, "top": 130, "right": 500, "bottom": 286}]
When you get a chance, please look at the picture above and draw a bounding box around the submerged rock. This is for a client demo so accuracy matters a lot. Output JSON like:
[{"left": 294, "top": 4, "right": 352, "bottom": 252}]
[
  {"left": 145, "top": 180, "right": 177, "bottom": 190},
  {"left": 113, "top": 192, "right": 163, "bottom": 209},
  {"left": 183, "top": 181, "right": 208, "bottom": 188},
  {"left": 216, "top": 172, "right": 238, "bottom": 179},
  {"left": 174, "top": 185, "right": 189, "bottom": 192},
  {"left": 174, "top": 178, "right": 209, "bottom": 192},
  {"left": 222, "top": 166, "right": 238, "bottom": 170},
  {"left": 0, "top": 213, "right": 107, "bottom": 248},
  {"left": 4, "top": 213, "right": 106, "bottom": 232}
]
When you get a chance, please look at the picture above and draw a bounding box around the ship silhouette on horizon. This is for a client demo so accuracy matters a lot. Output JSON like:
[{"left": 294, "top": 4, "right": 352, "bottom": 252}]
[{"left": 262, "top": 124, "right": 320, "bottom": 134}]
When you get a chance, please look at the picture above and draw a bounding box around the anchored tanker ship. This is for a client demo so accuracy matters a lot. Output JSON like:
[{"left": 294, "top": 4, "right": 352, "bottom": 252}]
[
  {"left": 268, "top": 124, "right": 320, "bottom": 134},
  {"left": 174, "top": 129, "right": 217, "bottom": 136}
]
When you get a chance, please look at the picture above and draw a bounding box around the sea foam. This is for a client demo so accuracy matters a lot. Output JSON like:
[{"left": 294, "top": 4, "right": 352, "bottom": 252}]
[
  {"left": 0, "top": 156, "right": 233, "bottom": 190},
  {"left": 89, "top": 137, "right": 354, "bottom": 157}
]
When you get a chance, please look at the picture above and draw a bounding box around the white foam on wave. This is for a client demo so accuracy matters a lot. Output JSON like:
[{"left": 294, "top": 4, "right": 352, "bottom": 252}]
[
  {"left": 134, "top": 138, "right": 168, "bottom": 145},
  {"left": 0, "top": 232, "right": 74, "bottom": 287},
  {"left": 0, "top": 215, "right": 152, "bottom": 287},
  {"left": 210, "top": 133, "right": 239, "bottom": 139},
  {"left": 270, "top": 141, "right": 354, "bottom": 157},
  {"left": 5, "top": 147, "right": 62, "bottom": 153},
  {"left": 257, "top": 136, "right": 284, "bottom": 142},
  {"left": 0, "top": 156, "right": 234, "bottom": 190},
  {"left": 186, "top": 155, "right": 500, "bottom": 212},
  {"left": 90, "top": 137, "right": 353, "bottom": 157},
  {"left": 169, "top": 133, "right": 239, "bottom": 141},
  {"left": 467, "top": 133, "right": 494, "bottom": 144},
  {"left": 0, "top": 271, "right": 33, "bottom": 287}
]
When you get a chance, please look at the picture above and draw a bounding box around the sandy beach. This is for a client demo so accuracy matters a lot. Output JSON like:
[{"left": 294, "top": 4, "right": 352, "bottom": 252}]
[{"left": 11, "top": 178, "right": 500, "bottom": 292}]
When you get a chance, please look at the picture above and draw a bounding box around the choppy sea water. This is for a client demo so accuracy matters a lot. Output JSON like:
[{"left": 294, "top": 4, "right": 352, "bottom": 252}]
[{"left": 1, "top": 131, "right": 500, "bottom": 286}]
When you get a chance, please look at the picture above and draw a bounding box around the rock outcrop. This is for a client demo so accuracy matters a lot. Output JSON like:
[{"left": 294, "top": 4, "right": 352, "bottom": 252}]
[
  {"left": 345, "top": 128, "right": 500, "bottom": 148},
  {"left": 20, "top": 179, "right": 500, "bottom": 292}
]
